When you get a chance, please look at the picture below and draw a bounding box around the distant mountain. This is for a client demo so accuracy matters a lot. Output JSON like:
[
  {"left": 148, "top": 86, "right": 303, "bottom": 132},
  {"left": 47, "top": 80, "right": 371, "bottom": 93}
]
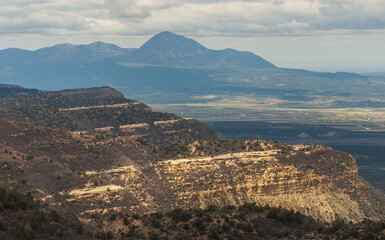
[
  {"left": 0, "top": 42, "right": 135, "bottom": 68},
  {"left": 0, "top": 31, "right": 384, "bottom": 106},
  {"left": 114, "top": 31, "right": 276, "bottom": 68},
  {"left": 0, "top": 84, "right": 42, "bottom": 97},
  {"left": 0, "top": 32, "right": 274, "bottom": 69},
  {"left": 32, "top": 42, "right": 136, "bottom": 63},
  {"left": 364, "top": 71, "right": 385, "bottom": 77}
]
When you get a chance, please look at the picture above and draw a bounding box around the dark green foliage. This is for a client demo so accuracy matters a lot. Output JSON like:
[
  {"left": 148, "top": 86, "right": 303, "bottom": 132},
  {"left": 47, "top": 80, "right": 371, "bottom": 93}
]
[
  {"left": 0, "top": 219, "right": 4, "bottom": 231},
  {"left": 148, "top": 232, "right": 159, "bottom": 240},
  {"left": 108, "top": 214, "right": 117, "bottom": 221},
  {"left": 183, "top": 223, "right": 190, "bottom": 230},
  {"left": 109, "top": 204, "right": 385, "bottom": 240},
  {"left": 123, "top": 216, "right": 129, "bottom": 226},
  {"left": 76, "top": 223, "right": 83, "bottom": 235},
  {"left": 0, "top": 187, "right": 84, "bottom": 239},
  {"left": 192, "top": 218, "right": 206, "bottom": 232},
  {"left": 193, "top": 208, "right": 204, "bottom": 218},
  {"left": 96, "top": 231, "right": 114, "bottom": 240},
  {"left": 207, "top": 227, "right": 221, "bottom": 239},
  {"left": 266, "top": 207, "right": 303, "bottom": 223},
  {"left": 328, "top": 218, "right": 344, "bottom": 233},
  {"left": 151, "top": 219, "right": 161, "bottom": 228},
  {"left": 363, "top": 219, "right": 385, "bottom": 233},
  {"left": 295, "top": 229, "right": 303, "bottom": 237},
  {"left": 205, "top": 204, "right": 217, "bottom": 212},
  {"left": 221, "top": 223, "right": 230, "bottom": 232},
  {"left": 238, "top": 202, "right": 263, "bottom": 213},
  {"left": 168, "top": 208, "right": 192, "bottom": 222},
  {"left": 50, "top": 210, "right": 60, "bottom": 222},
  {"left": 149, "top": 212, "right": 164, "bottom": 218},
  {"left": 158, "top": 143, "right": 189, "bottom": 157},
  {"left": 0, "top": 187, "right": 29, "bottom": 210}
]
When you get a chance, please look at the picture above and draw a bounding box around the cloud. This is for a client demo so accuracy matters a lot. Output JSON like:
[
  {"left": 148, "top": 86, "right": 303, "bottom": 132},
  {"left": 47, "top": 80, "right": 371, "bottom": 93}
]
[
  {"left": 0, "top": 0, "right": 385, "bottom": 38},
  {"left": 105, "top": 0, "right": 151, "bottom": 20}
]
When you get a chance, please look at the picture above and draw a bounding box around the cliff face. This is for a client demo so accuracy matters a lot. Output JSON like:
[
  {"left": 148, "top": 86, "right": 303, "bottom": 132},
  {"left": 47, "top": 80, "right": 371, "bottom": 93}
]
[
  {"left": 154, "top": 148, "right": 383, "bottom": 223},
  {"left": 57, "top": 138, "right": 385, "bottom": 224},
  {"left": 0, "top": 118, "right": 384, "bottom": 230}
]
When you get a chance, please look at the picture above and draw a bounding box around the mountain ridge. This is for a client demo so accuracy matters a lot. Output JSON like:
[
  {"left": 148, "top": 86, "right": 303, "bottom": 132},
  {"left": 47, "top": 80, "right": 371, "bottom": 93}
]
[
  {"left": 0, "top": 31, "right": 275, "bottom": 69},
  {"left": 113, "top": 31, "right": 276, "bottom": 68},
  {"left": 0, "top": 31, "right": 384, "bottom": 106}
]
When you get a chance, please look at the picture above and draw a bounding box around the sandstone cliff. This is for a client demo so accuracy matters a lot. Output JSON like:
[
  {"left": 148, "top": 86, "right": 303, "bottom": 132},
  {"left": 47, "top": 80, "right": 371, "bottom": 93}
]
[
  {"left": 0, "top": 119, "right": 383, "bottom": 226},
  {"left": 67, "top": 140, "right": 385, "bottom": 224}
]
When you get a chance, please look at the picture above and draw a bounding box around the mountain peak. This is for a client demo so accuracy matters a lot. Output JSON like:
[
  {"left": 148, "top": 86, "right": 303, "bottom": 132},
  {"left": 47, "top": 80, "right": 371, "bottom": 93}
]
[
  {"left": 138, "top": 31, "right": 207, "bottom": 58},
  {"left": 52, "top": 43, "right": 75, "bottom": 49},
  {"left": 153, "top": 31, "right": 178, "bottom": 37},
  {"left": 89, "top": 41, "right": 105, "bottom": 45},
  {"left": 80, "top": 41, "right": 124, "bottom": 53},
  {"left": 121, "top": 31, "right": 275, "bottom": 68},
  {"left": 144, "top": 31, "right": 195, "bottom": 43}
]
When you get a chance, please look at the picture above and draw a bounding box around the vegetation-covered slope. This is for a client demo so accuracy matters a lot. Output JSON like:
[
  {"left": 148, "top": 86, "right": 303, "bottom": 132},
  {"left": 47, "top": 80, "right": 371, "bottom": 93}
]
[
  {"left": 0, "top": 118, "right": 383, "bottom": 226},
  {"left": 0, "top": 187, "right": 86, "bottom": 240},
  {"left": 0, "top": 86, "right": 384, "bottom": 239},
  {"left": 0, "top": 86, "right": 218, "bottom": 144}
]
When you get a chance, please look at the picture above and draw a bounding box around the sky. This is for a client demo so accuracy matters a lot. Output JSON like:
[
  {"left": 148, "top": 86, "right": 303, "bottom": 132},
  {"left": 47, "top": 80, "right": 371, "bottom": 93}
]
[{"left": 1, "top": 0, "right": 385, "bottom": 72}]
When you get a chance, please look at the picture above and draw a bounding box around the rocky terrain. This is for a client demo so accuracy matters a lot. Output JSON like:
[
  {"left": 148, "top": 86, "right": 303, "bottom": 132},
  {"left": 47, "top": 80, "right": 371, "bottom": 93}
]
[
  {"left": 0, "top": 86, "right": 217, "bottom": 144},
  {"left": 63, "top": 139, "right": 385, "bottom": 224},
  {"left": 91, "top": 204, "right": 385, "bottom": 239},
  {"left": 0, "top": 186, "right": 87, "bottom": 239},
  {"left": 0, "top": 86, "right": 384, "bottom": 238}
]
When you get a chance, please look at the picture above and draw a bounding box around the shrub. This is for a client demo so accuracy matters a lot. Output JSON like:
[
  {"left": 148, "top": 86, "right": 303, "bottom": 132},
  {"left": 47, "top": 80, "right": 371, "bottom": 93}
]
[
  {"left": 151, "top": 219, "right": 160, "bottom": 228},
  {"left": 266, "top": 208, "right": 279, "bottom": 219},
  {"left": 51, "top": 210, "right": 60, "bottom": 222},
  {"left": 76, "top": 223, "right": 83, "bottom": 235},
  {"left": 0, "top": 219, "right": 4, "bottom": 231},
  {"left": 148, "top": 232, "right": 159, "bottom": 240},
  {"left": 183, "top": 223, "right": 190, "bottom": 230},
  {"left": 123, "top": 217, "right": 129, "bottom": 226},
  {"left": 328, "top": 219, "right": 344, "bottom": 233},
  {"left": 192, "top": 218, "right": 206, "bottom": 232},
  {"left": 169, "top": 208, "right": 192, "bottom": 222},
  {"left": 150, "top": 212, "right": 164, "bottom": 218},
  {"left": 295, "top": 229, "right": 303, "bottom": 237},
  {"left": 205, "top": 204, "right": 217, "bottom": 212}
]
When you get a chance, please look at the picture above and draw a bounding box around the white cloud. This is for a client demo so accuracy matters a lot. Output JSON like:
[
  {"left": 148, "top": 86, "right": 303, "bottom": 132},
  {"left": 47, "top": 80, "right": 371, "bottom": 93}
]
[{"left": 0, "top": 0, "right": 385, "bottom": 38}]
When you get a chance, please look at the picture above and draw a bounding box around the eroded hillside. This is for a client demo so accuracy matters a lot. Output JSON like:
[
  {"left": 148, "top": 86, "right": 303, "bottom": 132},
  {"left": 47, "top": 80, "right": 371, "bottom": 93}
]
[
  {"left": 0, "top": 118, "right": 383, "bottom": 230},
  {"left": 0, "top": 86, "right": 218, "bottom": 144},
  {"left": 0, "top": 86, "right": 384, "bottom": 238},
  {"left": 67, "top": 139, "right": 385, "bottom": 224}
]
